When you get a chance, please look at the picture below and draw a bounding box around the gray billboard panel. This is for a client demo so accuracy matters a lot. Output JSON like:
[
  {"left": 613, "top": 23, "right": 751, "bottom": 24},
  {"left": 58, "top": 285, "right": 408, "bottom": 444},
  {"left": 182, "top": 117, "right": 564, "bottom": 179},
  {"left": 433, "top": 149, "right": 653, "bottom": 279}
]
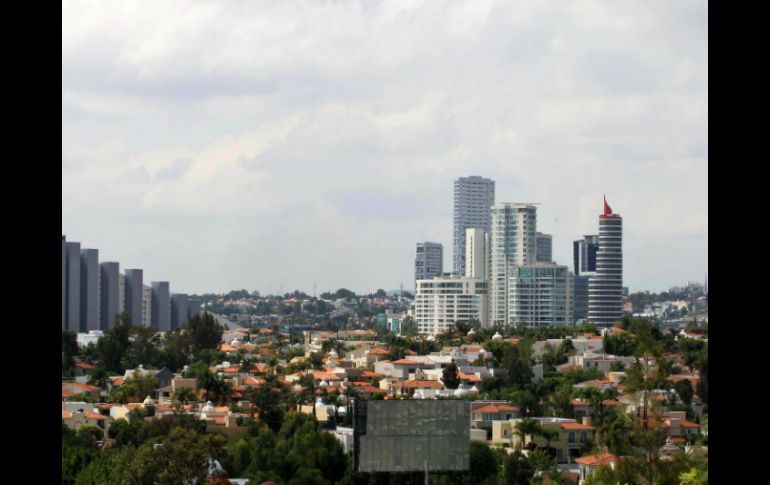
[{"left": 354, "top": 400, "right": 469, "bottom": 473}]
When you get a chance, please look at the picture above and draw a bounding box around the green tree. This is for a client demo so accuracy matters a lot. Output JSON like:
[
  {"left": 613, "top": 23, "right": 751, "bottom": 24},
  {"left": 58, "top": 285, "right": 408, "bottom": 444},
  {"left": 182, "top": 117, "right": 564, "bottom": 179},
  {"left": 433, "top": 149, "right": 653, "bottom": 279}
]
[
  {"left": 62, "top": 330, "right": 79, "bottom": 373},
  {"left": 697, "top": 354, "right": 708, "bottom": 407},
  {"left": 674, "top": 379, "right": 694, "bottom": 406},
  {"left": 501, "top": 344, "right": 533, "bottom": 388},
  {"left": 442, "top": 362, "right": 460, "bottom": 390},
  {"left": 185, "top": 312, "right": 224, "bottom": 358}
]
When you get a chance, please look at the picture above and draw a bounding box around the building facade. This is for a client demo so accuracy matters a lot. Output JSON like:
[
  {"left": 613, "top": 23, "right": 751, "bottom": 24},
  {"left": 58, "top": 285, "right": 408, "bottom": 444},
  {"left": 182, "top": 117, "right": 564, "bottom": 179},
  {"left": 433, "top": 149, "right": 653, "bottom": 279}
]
[
  {"left": 489, "top": 203, "right": 537, "bottom": 326},
  {"left": 170, "top": 293, "right": 189, "bottom": 329},
  {"left": 79, "top": 248, "right": 100, "bottom": 331},
  {"left": 588, "top": 198, "right": 623, "bottom": 327},
  {"left": 508, "top": 263, "right": 573, "bottom": 327},
  {"left": 65, "top": 241, "right": 82, "bottom": 332},
  {"left": 453, "top": 176, "right": 495, "bottom": 276},
  {"left": 151, "top": 281, "right": 171, "bottom": 331},
  {"left": 415, "top": 242, "right": 443, "bottom": 282},
  {"left": 414, "top": 275, "right": 488, "bottom": 335},
  {"left": 62, "top": 236, "right": 67, "bottom": 329},
  {"left": 573, "top": 274, "right": 591, "bottom": 322},
  {"left": 535, "top": 233, "right": 553, "bottom": 263},
  {"left": 142, "top": 285, "right": 152, "bottom": 326},
  {"left": 573, "top": 235, "right": 599, "bottom": 276},
  {"left": 123, "top": 269, "right": 144, "bottom": 326},
  {"left": 464, "top": 228, "right": 487, "bottom": 279},
  {"left": 100, "top": 262, "right": 120, "bottom": 330}
]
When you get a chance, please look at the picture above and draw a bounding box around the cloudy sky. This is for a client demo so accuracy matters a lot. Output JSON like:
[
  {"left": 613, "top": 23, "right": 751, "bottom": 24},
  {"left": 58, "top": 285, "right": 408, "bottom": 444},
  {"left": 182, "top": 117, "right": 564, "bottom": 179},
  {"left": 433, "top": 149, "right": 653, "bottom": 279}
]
[{"left": 62, "top": 0, "right": 708, "bottom": 295}]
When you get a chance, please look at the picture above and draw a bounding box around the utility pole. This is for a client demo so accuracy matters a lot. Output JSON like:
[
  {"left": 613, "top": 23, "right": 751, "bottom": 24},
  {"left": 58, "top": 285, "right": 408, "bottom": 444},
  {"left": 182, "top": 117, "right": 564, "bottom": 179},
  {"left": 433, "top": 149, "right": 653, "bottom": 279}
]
[{"left": 424, "top": 460, "right": 429, "bottom": 485}]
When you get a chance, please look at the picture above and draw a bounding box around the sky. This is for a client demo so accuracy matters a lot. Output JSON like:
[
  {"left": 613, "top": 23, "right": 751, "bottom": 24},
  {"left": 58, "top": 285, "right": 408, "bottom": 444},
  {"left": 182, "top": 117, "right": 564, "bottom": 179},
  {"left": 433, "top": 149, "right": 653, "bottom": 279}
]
[{"left": 62, "top": 0, "right": 708, "bottom": 296}]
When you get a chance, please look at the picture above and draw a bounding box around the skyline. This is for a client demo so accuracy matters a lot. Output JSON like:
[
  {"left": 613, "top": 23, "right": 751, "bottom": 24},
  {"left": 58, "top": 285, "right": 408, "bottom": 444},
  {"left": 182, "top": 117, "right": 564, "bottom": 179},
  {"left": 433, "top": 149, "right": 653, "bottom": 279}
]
[{"left": 62, "top": 1, "right": 707, "bottom": 295}]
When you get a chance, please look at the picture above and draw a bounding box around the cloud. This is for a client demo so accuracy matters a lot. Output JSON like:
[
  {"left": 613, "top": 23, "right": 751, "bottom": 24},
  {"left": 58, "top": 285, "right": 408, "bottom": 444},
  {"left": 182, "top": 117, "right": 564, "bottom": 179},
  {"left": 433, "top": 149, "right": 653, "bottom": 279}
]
[{"left": 62, "top": 0, "right": 707, "bottom": 294}]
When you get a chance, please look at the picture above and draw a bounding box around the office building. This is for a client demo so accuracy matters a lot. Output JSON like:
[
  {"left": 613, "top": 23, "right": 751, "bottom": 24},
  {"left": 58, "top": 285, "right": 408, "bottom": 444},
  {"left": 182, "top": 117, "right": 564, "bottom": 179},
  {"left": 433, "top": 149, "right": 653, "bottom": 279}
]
[
  {"left": 151, "top": 281, "right": 171, "bottom": 331},
  {"left": 119, "top": 273, "right": 126, "bottom": 314},
  {"left": 124, "top": 269, "right": 144, "bottom": 326},
  {"left": 171, "top": 293, "right": 189, "bottom": 329},
  {"left": 415, "top": 242, "right": 443, "bottom": 282},
  {"left": 509, "top": 263, "right": 573, "bottom": 327},
  {"left": 65, "top": 241, "right": 81, "bottom": 332},
  {"left": 573, "top": 274, "right": 591, "bottom": 322},
  {"left": 489, "top": 203, "right": 537, "bottom": 326},
  {"left": 573, "top": 235, "right": 599, "bottom": 276},
  {"left": 79, "top": 248, "right": 100, "bottom": 331},
  {"left": 142, "top": 285, "right": 152, "bottom": 326},
  {"left": 464, "top": 228, "right": 487, "bottom": 279},
  {"left": 100, "top": 262, "right": 120, "bottom": 330},
  {"left": 535, "top": 233, "right": 553, "bottom": 263},
  {"left": 588, "top": 197, "right": 623, "bottom": 327},
  {"left": 414, "top": 275, "right": 488, "bottom": 335},
  {"left": 453, "top": 176, "right": 495, "bottom": 275}
]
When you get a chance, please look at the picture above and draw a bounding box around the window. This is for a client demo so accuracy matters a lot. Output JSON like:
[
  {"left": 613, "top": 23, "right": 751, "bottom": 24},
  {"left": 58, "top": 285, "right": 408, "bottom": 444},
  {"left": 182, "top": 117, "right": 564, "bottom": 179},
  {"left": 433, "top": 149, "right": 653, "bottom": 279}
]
[{"left": 568, "top": 432, "right": 575, "bottom": 443}]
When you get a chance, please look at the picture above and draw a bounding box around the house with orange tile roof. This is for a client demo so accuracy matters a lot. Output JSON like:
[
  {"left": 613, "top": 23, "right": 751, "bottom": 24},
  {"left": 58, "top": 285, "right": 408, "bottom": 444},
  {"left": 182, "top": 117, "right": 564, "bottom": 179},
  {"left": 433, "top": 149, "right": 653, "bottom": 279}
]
[
  {"left": 492, "top": 417, "right": 597, "bottom": 463},
  {"left": 390, "top": 379, "right": 445, "bottom": 399},
  {"left": 575, "top": 452, "right": 621, "bottom": 483}
]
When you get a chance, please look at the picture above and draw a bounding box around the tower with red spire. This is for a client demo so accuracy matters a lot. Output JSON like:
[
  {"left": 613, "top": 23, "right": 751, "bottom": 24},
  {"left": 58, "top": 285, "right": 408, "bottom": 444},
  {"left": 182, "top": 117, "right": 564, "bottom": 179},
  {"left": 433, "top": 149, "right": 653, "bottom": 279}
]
[{"left": 588, "top": 196, "right": 623, "bottom": 327}]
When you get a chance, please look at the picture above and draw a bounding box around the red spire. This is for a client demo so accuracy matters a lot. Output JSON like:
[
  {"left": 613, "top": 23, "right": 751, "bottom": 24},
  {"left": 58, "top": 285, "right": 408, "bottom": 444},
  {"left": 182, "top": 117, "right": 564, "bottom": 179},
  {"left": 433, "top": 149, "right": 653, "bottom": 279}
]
[{"left": 603, "top": 195, "right": 613, "bottom": 216}]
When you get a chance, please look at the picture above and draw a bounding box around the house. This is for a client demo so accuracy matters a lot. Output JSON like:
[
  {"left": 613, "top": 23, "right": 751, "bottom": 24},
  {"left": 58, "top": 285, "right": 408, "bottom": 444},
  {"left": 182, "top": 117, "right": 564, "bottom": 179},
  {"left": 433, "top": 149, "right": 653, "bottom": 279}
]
[
  {"left": 123, "top": 366, "right": 174, "bottom": 389},
  {"left": 62, "top": 382, "right": 102, "bottom": 400},
  {"left": 390, "top": 379, "right": 445, "bottom": 399},
  {"left": 62, "top": 407, "right": 111, "bottom": 439},
  {"left": 574, "top": 452, "right": 620, "bottom": 484},
  {"left": 491, "top": 417, "right": 597, "bottom": 464}
]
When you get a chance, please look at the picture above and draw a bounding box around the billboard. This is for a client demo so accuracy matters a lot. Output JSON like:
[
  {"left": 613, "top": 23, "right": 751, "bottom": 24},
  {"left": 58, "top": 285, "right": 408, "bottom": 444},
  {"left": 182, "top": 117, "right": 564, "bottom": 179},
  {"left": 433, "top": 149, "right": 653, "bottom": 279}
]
[{"left": 353, "top": 400, "right": 470, "bottom": 473}]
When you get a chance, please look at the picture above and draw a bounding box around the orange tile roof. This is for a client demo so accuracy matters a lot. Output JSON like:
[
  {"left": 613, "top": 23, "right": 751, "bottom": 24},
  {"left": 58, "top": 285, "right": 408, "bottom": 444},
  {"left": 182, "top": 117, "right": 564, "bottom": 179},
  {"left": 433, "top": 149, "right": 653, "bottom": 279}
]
[
  {"left": 84, "top": 412, "right": 108, "bottom": 420},
  {"left": 602, "top": 400, "right": 625, "bottom": 406},
  {"left": 361, "top": 370, "right": 383, "bottom": 377},
  {"left": 398, "top": 380, "right": 444, "bottom": 389},
  {"left": 62, "top": 389, "right": 75, "bottom": 397},
  {"left": 370, "top": 348, "right": 390, "bottom": 356},
  {"left": 62, "top": 411, "right": 73, "bottom": 420},
  {"left": 570, "top": 399, "right": 591, "bottom": 406},
  {"left": 110, "top": 377, "right": 125, "bottom": 386},
  {"left": 473, "top": 404, "right": 518, "bottom": 414},
  {"left": 354, "top": 385, "right": 381, "bottom": 394},
  {"left": 75, "top": 362, "right": 96, "bottom": 369},
  {"left": 391, "top": 359, "right": 423, "bottom": 365},
  {"left": 404, "top": 349, "right": 417, "bottom": 355},
  {"left": 680, "top": 420, "right": 702, "bottom": 428},
  {"left": 458, "top": 371, "right": 481, "bottom": 382},
  {"left": 574, "top": 453, "right": 620, "bottom": 466},
  {"left": 313, "top": 371, "right": 342, "bottom": 381},
  {"left": 63, "top": 382, "right": 101, "bottom": 392},
  {"left": 561, "top": 422, "right": 595, "bottom": 431}
]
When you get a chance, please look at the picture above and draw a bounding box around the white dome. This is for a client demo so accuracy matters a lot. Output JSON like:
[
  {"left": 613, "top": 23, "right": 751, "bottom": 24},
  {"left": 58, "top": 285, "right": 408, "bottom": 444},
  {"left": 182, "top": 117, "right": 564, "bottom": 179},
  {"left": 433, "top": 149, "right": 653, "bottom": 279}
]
[
  {"left": 479, "top": 348, "right": 487, "bottom": 354},
  {"left": 467, "top": 329, "right": 476, "bottom": 335},
  {"left": 319, "top": 379, "right": 329, "bottom": 388},
  {"left": 143, "top": 395, "right": 154, "bottom": 406},
  {"left": 315, "top": 397, "right": 325, "bottom": 407},
  {"left": 427, "top": 335, "right": 436, "bottom": 342},
  {"left": 469, "top": 385, "right": 479, "bottom": 394},
  {"left": 413, "top": 392, "right": 424, "bottom": 400},
  {"left": 337, "top": 406, "right": 348, "bottom": 416},
  {"left": 230, "top": 339, "right": 242, "bottom": 347},
  {"left": 328, "top": 350, "right": 339, "bottom": 359},
  {"left": 201, "top": 401, "right": 215, "bottom": 414},
  {"left": 454, "top": 387, "right": 468, "bottom": 398},
  {"left": 492, "top": 332, "right": 503, "bottom": 340}
]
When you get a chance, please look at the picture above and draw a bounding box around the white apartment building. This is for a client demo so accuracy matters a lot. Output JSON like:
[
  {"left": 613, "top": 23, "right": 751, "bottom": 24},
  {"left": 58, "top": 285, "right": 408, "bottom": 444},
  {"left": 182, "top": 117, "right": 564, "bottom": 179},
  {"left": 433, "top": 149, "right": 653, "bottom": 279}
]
[
  {"left": 414, "top": 275, "right": 488, "bottom": 335},
  {"left": 465, "top": 228, "right": 487, "bottom": 280},
  {"left": 489, "top": 203, "right": 537, "bottom": 326}
]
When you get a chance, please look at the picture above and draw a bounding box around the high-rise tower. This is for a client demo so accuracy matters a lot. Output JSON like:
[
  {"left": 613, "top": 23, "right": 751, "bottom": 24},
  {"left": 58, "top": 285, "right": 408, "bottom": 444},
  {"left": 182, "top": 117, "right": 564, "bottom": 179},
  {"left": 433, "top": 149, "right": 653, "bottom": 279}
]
[
  {"left": 415, "top": 242, "right": 443, "bottom": 282},
  {"left": 588, "top": 197, "right": 623, "bottom": 327},
  {"left": 489, "top": 203, "right": 537, "bottom": 326},
  {"left": 453, "top": 176, "right": 495, "bottom": 276}
]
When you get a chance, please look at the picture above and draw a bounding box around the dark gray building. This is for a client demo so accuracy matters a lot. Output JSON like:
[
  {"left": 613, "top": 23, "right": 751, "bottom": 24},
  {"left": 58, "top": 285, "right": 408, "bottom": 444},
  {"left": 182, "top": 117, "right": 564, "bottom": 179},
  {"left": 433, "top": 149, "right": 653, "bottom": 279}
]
[
  {"left": 189, "top": 300, "right": 202, "bottom": 319},
  {"left": 100, "top": 262, "right": 120, "bottom": 330},
  {"left": 151, "top": 281, "right": 171, "bottom": 331},
  {"left": 65, "top": 241, "right": 81, "bottom": 332},
  {"left": 79, "top": 249, "right": 100, "bottom": 331},
  {"left": 62, "top": 235, "right": 66, "bottom": 329},
  {"left": 535, "top": 232, "right": 553, "bottom": 263},
  {"left": 124, "top": 269, "right": 144, "bottom": 326},
  {"left": 170, "top": 293, "right": 189, "bottom": 329},
  {"left": 453, "top": 176, "right": 495, "bottom": 275},
  {"left": 415, "top": 242, "right": 443, "bottom": 282},
  {"left": 573, "top": 235, "right": 599, "bottom": 276},
  {"left": 573, "top": 274, "right": 591, "bottom": 322}
]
